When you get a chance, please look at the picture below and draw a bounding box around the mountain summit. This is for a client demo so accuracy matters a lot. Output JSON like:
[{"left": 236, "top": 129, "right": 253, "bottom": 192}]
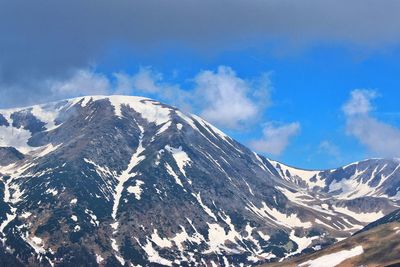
[{"left": 0, "top": 95, "right": 399, "bottom": 266}]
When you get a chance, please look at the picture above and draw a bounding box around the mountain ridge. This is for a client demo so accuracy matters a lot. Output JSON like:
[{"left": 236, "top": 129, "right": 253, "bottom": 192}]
[{"left": 0, "top": 95, "right": 399, "bottom": 266}]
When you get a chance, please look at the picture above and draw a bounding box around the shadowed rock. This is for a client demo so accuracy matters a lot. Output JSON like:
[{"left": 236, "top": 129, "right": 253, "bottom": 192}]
[{"left": 0, "top": 147, "right": 24, "bottom": 166}]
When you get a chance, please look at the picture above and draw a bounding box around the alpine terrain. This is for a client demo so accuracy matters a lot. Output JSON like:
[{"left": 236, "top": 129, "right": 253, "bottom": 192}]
[
  {"left": 268, "top": 208, "right": 400, "bottom": 267},
  {"left": 0, "top": 95, "right": 399, "bottom": 266}
]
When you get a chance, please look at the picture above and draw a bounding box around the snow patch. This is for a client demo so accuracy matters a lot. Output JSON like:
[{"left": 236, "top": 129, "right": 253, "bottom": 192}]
[
  {"left": 299, "top": 246, "right": 363, "bottom": 267},
  {"left": 286, "top": 230, "right": 318, "bottom": 257},
  {"left": 107, "top": 95, "right": 171, "bottom": 125},
  {"left": 192, "top": 192, "right": 217, "bottom": 221},
  {"left": 156, "top": 121, "right": 172, "bottom": 136},
  {"left": 206, "top": 223, "right": 239, "bottom": 253},
  {"left": 85, "top": 209, "right": 99, "bottom": 226},
  {"left": 165, "top": 145, "right": 191, "bottom": 176},
  {"left": 111, "top": 125, "right": 145, "bottom": 220},
  {"left": 127, "top": 180, "right": 145, "bottom": 200},
  {"left": 0, "top": 209, "right": 16, "bottom": 234},
  {"left": 95, "top": 254, "right": 104, "bottom": 264},
  {"left": 34, "top": 144, "right": 61, "bottom": 158},
  {"left": 332, "top": 205, "right": 384, "bottom": 223},
  {"left": 191, "top": 114, "right": 229, "bottom": 141},
  {"left": 20, "top": 212, "right": 32, "bottom": 219},
  {"left": 30, "top": 105, "right": 60, "bottom": 131},
  {"left": 246, "top": 201, "right": 312, "bottom": 229},
  {"left": 165, "top": 163, "right": 184, "bottom": 188},
  {"left": 258, "top": 231, "right": 270, "bottom": 241},
  {"left": 270, "top": 160, "right": 323, "bottom": 188},
  {"left": 45, "top": 188, "right": 58, "bottom": 196},
  {"left": 142, "top": 239, "right": 173, "bottom": 266},
  {"left": 151, "top": 229, "right": 172, "bottom": 248}
]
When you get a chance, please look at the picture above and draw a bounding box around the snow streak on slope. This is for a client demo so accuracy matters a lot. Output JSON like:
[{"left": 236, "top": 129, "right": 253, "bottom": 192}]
[
  {"left": 110, "top": 123, "right": 145, "bottom": 265},
  {"left": 246, "top": 201, "right": 313, "bottom": 229},
  {"left": 164, "top": 145, "right": 191, "bottom": 176},
  {"left": 111, "top": 124, "right": 145, "bottom": 220},
  {"left": 332, "top": 206, "right": 384, "bottom": 223}
]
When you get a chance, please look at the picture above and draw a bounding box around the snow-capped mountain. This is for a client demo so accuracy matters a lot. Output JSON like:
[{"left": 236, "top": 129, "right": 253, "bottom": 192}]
[{"left": 0, "top": 95, "right": 399, "bottom": 266}]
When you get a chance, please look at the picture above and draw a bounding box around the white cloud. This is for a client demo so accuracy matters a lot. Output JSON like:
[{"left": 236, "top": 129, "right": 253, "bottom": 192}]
[
  {"left": 7, "top": 65, "right": 299, "bottom": 156},
  {"left": 193, "top": 66, "right": 270, "bottom": 129},
  {"left": 39, "top": 66, "right": 272, "bottom": 131},
  {"left": 44, "top": 67, "right": 168, "bottom": 101},
  {"left": 113, "top": 67, "right": 193, "bottom": 111},
  {"left": 113, "top": 73, "right": 133, "bottom": 95},
  {"left": 318, "top": 140, "right": 341, "bottom": 158},
  {"left": 113, "top": 65, "right": 270, "bottom": 129},
  {"left": 249, "top": 122, "right": 300, "bottom": 156},
  {"left": 342, "top": 89, "right": 377, "bottom": 115},
  {"left": 115, "top": 67, "right": 163, "bottom": 94},
  {"left": 346, "top": 115, "right": 400, "bottom": 157},
  {"left": 48, "top": 69, "right": 111, "bottom": 98},
  {"left": 343, "top": 89, "right": 400, "bottom": 157}
]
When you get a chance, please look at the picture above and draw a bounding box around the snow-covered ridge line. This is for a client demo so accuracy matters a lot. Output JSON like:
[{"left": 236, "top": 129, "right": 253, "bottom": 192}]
[
  {"left": 268, "top": 157, "right": 400, "bottom": 200},
  {"left": 268, "top": 159, "right": 325, "bottom": 188},
  {"left": 268, "top": 157, "right": 391, "bottom": 175},
  {"left": 0, "top": 95, "right": 151, "bottom": 112}
]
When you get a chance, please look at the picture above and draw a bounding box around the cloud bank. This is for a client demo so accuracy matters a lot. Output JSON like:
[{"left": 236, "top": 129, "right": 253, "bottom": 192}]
[
  {"left": 193, "top": 66, "right": 270, "bottom": 129},
  {"left": 1, "top": 64, "right": 298, "bottom": 154},
  {"left": 1, "top": 0, "right": 400, "bottom": 105},
  {"left": 12, "top": 66, "right": 270, "bottom": 131},
  {"left": 343, "top": 89, "right": 400, "bottom": 157}
]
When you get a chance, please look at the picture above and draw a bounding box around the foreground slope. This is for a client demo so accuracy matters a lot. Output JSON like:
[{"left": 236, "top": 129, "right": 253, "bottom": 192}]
[
  {"left": 0, "top": 95, "right": 399, "bottom": 266},
  {"left": 266, "top": 209, "right": 400, "bottom": 267},
  {"left": 358, "top": 206, "right": 400, "bottom": 233}
]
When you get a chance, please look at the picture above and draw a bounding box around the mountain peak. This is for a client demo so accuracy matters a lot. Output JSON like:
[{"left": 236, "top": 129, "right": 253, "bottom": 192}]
[{"left": 0, "top": 95, "right": 400, "bottom": 266}]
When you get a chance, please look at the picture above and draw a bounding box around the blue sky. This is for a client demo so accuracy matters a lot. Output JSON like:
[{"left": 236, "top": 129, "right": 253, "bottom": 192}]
[
  {"left": 90, "top": 45, "right": 400, "bottom": 169},
  {"left": 1, "top": 1, "right": 400, "bottom": 169}
]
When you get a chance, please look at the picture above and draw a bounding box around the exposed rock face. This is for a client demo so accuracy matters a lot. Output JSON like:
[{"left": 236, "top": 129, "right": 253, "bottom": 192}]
[
  {"left": 0, "top": 95, "right": 398, "bottom": 266},
  {"left": 0, "top": 114, "right": 9, "bottom": 127},
  {"left": 0, "top": 147, "right": 24, "bottom": 166}
]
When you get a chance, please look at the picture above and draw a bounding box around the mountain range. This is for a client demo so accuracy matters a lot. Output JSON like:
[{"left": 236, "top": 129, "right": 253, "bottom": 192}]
[
  {"left": 268, "top": 207, "right": 400, "bottom": 267},
  {"left": 0, "top": 95, "right": 399, "bottom": 266}
]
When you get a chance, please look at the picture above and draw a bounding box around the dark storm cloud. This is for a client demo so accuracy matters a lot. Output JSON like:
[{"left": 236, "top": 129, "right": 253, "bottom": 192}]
[{"left": 1, "top": 0, "right": 400, "bottom": 107}]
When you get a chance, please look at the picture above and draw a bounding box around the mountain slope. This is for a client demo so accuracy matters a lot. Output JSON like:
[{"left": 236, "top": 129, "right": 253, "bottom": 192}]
[
  {"left": 265, "top": 221, "right": 400, "bottom": 267},
  {"left": 267, "top": 207, "right": 400, "bottom": 266},
  {"left": 0, "top": 95, "right": 398, "bottom": 266},
  {"left": 271, "top": 158, "right": 400, "bottom": 200},
  {"left": 357, "top": 206, "right": 400, "bottom": 234}
]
